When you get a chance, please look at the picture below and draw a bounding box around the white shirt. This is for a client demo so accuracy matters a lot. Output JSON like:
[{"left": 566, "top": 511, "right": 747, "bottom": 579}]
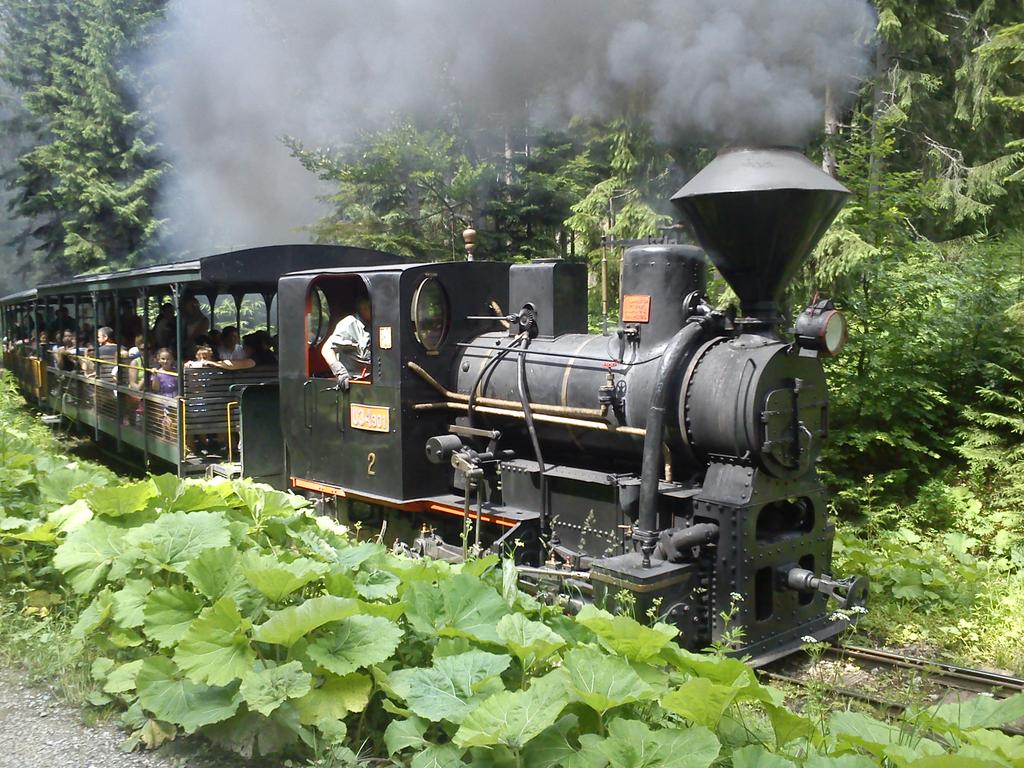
[
  {"left": 217, "top": 343, "right": 246, "bottom": 361},
  {"left": 325, "top": 315, "right": 370, "bottom": 361}
]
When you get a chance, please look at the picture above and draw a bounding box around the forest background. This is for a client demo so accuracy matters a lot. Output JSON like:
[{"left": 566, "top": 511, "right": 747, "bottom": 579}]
[{"left": 0, "top": 0, "right": 1023, "bottom": 664}]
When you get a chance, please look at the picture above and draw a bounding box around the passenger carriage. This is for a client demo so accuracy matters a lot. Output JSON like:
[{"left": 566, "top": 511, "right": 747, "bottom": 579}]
[{"left": 0, "top": 244, "right": 404, "bottom": 481}]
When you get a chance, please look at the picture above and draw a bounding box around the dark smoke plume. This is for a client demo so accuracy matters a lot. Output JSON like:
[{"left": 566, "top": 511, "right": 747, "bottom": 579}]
[{"left": 144, "top": 0, "right": 875, "bottom": 256}]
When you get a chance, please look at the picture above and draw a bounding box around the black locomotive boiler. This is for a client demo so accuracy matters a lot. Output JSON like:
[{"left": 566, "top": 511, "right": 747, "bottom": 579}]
[{"left": 276, "top": 147, "right": 867, "bottom": 663}]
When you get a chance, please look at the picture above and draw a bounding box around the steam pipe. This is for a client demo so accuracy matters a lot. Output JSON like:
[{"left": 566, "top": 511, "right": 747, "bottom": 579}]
[
  {"left": 634, "top": 321, "right": 707, "bottom": 566},
  {"left": 411, "top": 400, "right": 646, "bottom": 435},
  {"left": 657, "top": 522, "right": 720, "bottom": 562},
  {"left": 407, "top": 360, "right": 607, "bottom": 419},
  {"left": 669, "top": 522, "right": 719, "bottom": 550}
]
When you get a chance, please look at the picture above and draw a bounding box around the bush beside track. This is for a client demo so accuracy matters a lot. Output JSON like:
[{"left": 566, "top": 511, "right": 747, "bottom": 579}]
[{"left": 1, "top": 375, "right": 1023, "bottom": 767}]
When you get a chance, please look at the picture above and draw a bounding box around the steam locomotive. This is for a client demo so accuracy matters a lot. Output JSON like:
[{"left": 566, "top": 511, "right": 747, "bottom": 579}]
[{"left": 2, "top": 147, "right": 866, "bottom": 663}]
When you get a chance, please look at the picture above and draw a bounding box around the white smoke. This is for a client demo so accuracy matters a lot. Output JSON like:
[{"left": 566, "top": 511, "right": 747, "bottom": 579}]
[{"left": 143, "top": 0, "right": 875, "bottom": 256}]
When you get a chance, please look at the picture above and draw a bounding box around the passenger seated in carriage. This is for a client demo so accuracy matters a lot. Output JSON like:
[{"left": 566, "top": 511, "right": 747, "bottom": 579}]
[{"left": 150, "top": 348, "right": 178, "bottom": 441}]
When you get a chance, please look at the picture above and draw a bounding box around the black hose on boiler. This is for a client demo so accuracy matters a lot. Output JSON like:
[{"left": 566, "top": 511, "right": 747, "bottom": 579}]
[
  {"left": 634, "top": 321, "right": 708, "bottom": 567},
  {"left": 517, "top": 344, "right": 545, "bottom": 474},
  {"left": 517, "top": 340, "right": 551, "bottom": 542},
  {"left": 467, "top": 333, "right": 525, "bottom": 428}
]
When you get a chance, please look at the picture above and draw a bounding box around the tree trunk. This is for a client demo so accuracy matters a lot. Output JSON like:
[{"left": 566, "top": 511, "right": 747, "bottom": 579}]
[
  {"left": 822, "top": 85, "right": 839, "bottom": 178},
  {"left": 868, "top": 39, "right": 891, "bottom": 197}
]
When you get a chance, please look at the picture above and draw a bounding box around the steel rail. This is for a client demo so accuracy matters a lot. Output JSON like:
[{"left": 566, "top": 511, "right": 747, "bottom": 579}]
[
  {"left": 827, "top": 645, "right": 1024, "bottom": 697},
  {"left": 758, "top": 665, "right": 1024, "bottom": 738}
]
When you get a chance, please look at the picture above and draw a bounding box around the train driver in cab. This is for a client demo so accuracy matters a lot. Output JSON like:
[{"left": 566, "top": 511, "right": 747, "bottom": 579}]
[{"left": 321, "top": 295, "right": 371, "bottom": 390}]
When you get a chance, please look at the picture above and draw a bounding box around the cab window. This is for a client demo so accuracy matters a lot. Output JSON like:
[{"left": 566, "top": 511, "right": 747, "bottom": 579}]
[{"left": 306, "top": 276, "right": 372, "bottom": 381}]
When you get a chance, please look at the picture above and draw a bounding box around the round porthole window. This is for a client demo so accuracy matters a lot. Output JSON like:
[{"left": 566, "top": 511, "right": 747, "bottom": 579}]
[{"left": 412, "top": 277, "right": 450, "bottom": 352}]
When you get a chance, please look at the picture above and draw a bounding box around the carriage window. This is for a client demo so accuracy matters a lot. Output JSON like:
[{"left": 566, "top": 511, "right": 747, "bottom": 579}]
[
  {"left": 412, "top": 277, "right": 449, "bottom": 352},
  {"left": 238, "top": 293, "right": 266, "bottom": 336},
  {"left": 213, "top": 295, "right": 235, "bottom": 329}
]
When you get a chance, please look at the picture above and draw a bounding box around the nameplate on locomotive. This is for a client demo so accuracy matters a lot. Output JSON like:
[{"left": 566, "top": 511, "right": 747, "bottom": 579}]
[
  {"left": 350, "top": 403, "right": 390, "bottom": 432},
  {"left": 622, "top": 294, "right": 651, "bottom": 323}
]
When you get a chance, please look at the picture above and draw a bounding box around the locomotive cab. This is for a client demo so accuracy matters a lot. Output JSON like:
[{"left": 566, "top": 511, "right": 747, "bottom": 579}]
[{"left": 279, "top": 261, "right": 511, "bottom": 505}]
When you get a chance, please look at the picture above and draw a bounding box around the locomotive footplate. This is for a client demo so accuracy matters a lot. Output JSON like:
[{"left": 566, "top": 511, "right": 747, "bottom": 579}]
[
  {"left": 591, "top": 554, "right": 707, "bottom": 647},
  {"left": 737, "top": 613, "right": 853, "bottom": 668}
]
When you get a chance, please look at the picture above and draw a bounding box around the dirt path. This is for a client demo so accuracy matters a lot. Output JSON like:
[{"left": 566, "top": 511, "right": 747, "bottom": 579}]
[{"left": 0, "top": 668, "right": 232, "bottom": 768}]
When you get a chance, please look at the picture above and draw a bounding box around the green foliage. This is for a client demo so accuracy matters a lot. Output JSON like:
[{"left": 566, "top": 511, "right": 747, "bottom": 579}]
[
  {"left": 834, "top": 526, "right": 1024, "bottom": 671},
  {"left": 289, "top": 124, "right": 495, "bottom": 263},
  {"left": 0, "top": 0, "right": 165, "bottom": 274},
  {"left": 4, "top": 380, "right": 1024, "bottom": 765}
]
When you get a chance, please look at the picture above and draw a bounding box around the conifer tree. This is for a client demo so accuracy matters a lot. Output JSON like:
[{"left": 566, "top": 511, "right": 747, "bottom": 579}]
[{"left": 0, "top": 0, "right": 165, "bottom": 276}]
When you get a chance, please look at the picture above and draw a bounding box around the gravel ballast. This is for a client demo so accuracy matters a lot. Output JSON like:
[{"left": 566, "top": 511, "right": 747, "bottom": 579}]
[{"left": 0, "top": 667, "right": 239, "bottom": 768}]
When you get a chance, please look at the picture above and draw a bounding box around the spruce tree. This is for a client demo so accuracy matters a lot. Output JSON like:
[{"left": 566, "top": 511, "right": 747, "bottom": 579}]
[{"left": 0, "top": 0, "right": 165, "bottom": 276}]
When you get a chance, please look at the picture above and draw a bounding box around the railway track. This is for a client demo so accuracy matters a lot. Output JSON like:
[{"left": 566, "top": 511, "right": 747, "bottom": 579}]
[
  {"left": 760, "top": 644, "right": 1024, "bottom": 737},
  {"left": 827, "top": 645, "right": 1024, "bottom": 698}
]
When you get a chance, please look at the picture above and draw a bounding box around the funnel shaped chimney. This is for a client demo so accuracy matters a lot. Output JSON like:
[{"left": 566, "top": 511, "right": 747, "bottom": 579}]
[{"left": 671, "top": 148, "right": 849, "bottom": 320}]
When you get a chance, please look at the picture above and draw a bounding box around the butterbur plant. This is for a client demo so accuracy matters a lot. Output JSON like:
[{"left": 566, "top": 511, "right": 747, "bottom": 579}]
[{"left": 2, "top": 377, "right": 1024, "bottom": 766}]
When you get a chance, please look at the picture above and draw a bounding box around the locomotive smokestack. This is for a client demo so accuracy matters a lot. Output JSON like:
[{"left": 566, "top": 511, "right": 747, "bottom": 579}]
[{"left": 670, "top": 147, "right": 849, "bottom": 322}]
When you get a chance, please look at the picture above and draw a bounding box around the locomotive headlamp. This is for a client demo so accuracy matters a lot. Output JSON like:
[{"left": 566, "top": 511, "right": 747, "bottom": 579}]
[{"left": 795, "top": 298, "right": 847, "bottom": 357}]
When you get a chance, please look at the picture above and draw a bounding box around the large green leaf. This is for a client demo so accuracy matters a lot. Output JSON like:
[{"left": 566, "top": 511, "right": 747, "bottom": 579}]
[
  {"left": 384, "top": 716, "right": 429, "bottom": 756},
  {"left": 929, "top": 693, "right": 1024, "bottom": 730},
  {"left": 575, "top": 605, "right": 678, "bottom": 662},
  {"left": 111, "top": 578, "right": 153, "bottom": 629},
  {"left": 125, "top": 511, "right": 232, "bottom": 572},
  {"left": 136, "top": 656, "right": 240, "bottom": 733},
  {"left": 71, "top": 588, "right": 114, "bottom": 638},
  {"left": 37, "top": 464, "right": 110, "bottom": 504},
  {"left": 306, "top": 614, "right": 403, "bottom": 676},
  {"left": 405, "top": 573, "right": 510, "bottom": 644},
  {"left": 830, "top": 711, "right": 916, "bottom": 757},
  {"left": 388, "top": 650, "right": 512, "bottom": 723},
  {"left": 48, "top": 499, "right": 93, "bottom": 535},
  {"left": 150, "top": 474, "right": 232, "bottom": 513},
  {"left": 962, "top": 729, "right": 1024, "bottom": 763},
  {"left": 332, "top": 540, "right": 386, "bottom": 572},
  {"left": 495, "top": 613, "right": 565, "bottom": 667},
  {"left": 184, "top": 546, "right": 249, "bottom": 603},
  {"left": 764, "top": 703, "right": 815, "bottom": 747},
  {"left": 142, "top": 586, "right": 203, "bottom": 648},
  {"left": 731, "top": 745, "right": 796, "bottom": 768},
  {"left": 660, "top": 645, "right": 754, "bottom": 687},
  {"left": 803, "top": 753, "right": 880, "bottom": 768},
  {"left": 253, "top": 595, "right": 361, "bottom": 647},
  {"left": 239, "top": 661, "right": 313, "bottom": 716},
  {"left": 561, "top": 647, "right": 656, "bottom": 714},
  {"left": 596, "top": 719, "right": 720, "bottom": 768},
  {"left": 232, "top": 481, "right": 306, "bottom": 520},
  {"left": 201, "top": 707, "right": 305, "bottom": 759},
  {"left": 88, "top": 481, "right": 157, "bottom": 518},
  {"left": 240, "top": 551, "right": 327, "bottom": 603},
  {"left": 53, "top": 521, "right": 128, "bottom": 594},
  {"left": 353, "top": 567, "right": 401, "bottom": 600},
  {"left": 521, "top": 714, "right": 582, "bottom": 768},
  {"left": 7, "top": 518, "right": 61, "bottom": 543},
  {"left": 103, "top": 659, "right": 145, "bottom": 694},
  {"left": 411, "top": 745, "right": 466, "bottom": 768},
  {"left": 292, "top": 672, "right": 372, "bottom": 723},
  {"left": 173, "top": 597, "right": 255, "bottom": 686},
  {"left": 454, "top": 672, "right": 569, "bottom": 749},
  {"left": 661, "top": 677, "right": 739, "bottom": 728}
]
